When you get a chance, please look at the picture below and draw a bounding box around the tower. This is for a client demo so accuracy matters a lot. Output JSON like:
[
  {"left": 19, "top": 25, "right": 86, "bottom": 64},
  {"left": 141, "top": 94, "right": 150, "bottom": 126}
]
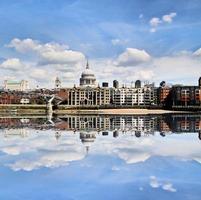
[
  {"left": 135, "top": 80, "right": 141, "bottom": 88},
  {"left": 113, "top": 80, "right": 119, "bottom": 88},
  {"left": 79, "top": 60, "right": 97, "bottom": 87},
  {"left": 55, "top": 77, "right": 61, "bottom": 89}
]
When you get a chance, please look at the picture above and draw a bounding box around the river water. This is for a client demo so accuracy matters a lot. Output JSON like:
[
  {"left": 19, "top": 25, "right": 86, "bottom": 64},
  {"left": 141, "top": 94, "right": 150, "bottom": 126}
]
[{"left": 0, "top": 114, "right": 201, "bottom": 200}]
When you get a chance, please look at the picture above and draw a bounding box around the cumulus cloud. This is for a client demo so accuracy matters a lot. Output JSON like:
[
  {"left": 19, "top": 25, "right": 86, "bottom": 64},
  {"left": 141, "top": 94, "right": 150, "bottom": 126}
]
[
  {"left": 3, "top": 38, "right": 87, "bottom": 87},
  {"left": 0, "top": 58, "right": 26, "bottom": 71},
  {"left": 9, "top": 150, "right": 85, "bottom": 171},
  {"left": 162, "top": 183, "right": 177, "bottom": 192},
  {"left": 2, "top": 37, "right": 200, "bottom": 88},
  {"left": 7, "top": 38, "right": 85, "bottom": 65},
  {"left": 150, "top": 176, "right": 177, "bottom": 192},
  {"left": 152, "top": 54, "right": 201, "bottom": 83},
  {"left": 149, "top": 12, "right": 177, "bottom": 32},
  {"left": 193, "top": 48, "right": 201, "bottom": 57},
  {"left": 29, "top": 68, "right": 51, "bottom": 81},
  {"left": 162, "top": 12, "right": 177, "bottom": 23},
  {"left": 0, "top": 131, "right": 86, "bottom": 171},
  {"left": 150, "top": 176, "right": 161, "bottom": 188},
  {"left": 150, "top": 17, "right": 162, "bottom": 27},
  {"left": 115, "top": 48, "right": 151, "bottom": 66}
]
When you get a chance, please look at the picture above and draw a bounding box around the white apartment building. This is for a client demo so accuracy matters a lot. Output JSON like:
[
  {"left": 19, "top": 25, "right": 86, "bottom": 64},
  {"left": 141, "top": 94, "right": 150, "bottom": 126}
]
[{"left": 113, "top": 83, "right": 157, "bottom": 106}]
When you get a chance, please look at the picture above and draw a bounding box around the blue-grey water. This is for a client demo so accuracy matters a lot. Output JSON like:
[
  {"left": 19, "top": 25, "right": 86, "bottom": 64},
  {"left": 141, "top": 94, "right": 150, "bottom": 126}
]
[{"left": 0, "top": 114, "right": 201, "bottom": 200}]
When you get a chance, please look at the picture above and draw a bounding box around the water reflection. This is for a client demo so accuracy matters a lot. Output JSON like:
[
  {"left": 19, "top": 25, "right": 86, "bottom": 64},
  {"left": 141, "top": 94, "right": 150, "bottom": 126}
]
[
  {"left": 1, "top": 114, "right": 201, "bottom": 140},
  {"left": 0, "top": 114, "right": 201, "bottom": 200}
]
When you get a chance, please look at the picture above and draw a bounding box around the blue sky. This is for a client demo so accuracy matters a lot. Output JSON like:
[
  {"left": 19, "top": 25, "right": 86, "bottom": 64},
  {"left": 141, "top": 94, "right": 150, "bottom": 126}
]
[{"left": 0, "top": 0, "right": 201, "bottom": 87}]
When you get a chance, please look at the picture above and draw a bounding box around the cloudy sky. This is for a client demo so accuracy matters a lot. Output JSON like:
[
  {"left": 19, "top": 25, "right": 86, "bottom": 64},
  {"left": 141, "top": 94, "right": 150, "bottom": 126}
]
[{"left": 0, "top": 0, "right": 201, "bottom": 88}]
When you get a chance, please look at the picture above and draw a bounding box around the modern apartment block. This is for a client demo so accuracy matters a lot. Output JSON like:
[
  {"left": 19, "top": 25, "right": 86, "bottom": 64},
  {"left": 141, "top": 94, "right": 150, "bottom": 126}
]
[{"left": 112, "top": 82, "right": 157, "bottom": 106}]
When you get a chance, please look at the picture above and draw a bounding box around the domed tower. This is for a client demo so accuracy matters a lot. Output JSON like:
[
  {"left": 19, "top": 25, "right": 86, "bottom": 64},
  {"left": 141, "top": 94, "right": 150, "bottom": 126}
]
[
  {"left": 79, "top": 60, "right": 97, "bottom": 87},
  {"left": 55, "top": 77, "right": 61, "bottom": 89},
  {"left": 80, "top": 132, "right": 96, "bottom": 154}
]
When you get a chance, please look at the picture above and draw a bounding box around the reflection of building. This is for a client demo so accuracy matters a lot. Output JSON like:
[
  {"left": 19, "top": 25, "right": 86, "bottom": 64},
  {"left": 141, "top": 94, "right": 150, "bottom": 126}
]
[
  {"left": 80, "top": 132, "right": 96, "bottom": 153},
  {"left": 4, "top": 80, "right": 29, "bottom": 91},
  {"left": 64, "top": 116, "right": 111, "bottom": 131},
  {"left": 1, "top": 115, "right": 201, "bottom": 140},
  {"left": 4, "top": 128, "right": 29, "bottom": 137}
]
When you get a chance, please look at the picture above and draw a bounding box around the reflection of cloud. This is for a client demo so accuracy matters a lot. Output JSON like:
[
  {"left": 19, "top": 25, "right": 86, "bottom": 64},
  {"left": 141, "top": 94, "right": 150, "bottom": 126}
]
[
  {"left": 1, "top": 129, "right": 201, "bottom": 172},
  {"left": 150, "top": 176, "right": 160, "bottom": 188},
  {"left": 117, "top": 150, "right": 150, "bottom": 164},
  {"left": 94, "top": 135, "right": 201, "bottom": 165},
  {"left": 162, "top": 183, "right": 176, "bottom": 192},
  {"left": 0, "top": 131, "right": 86, "bottom": 171},
  {"left": 9, "top": 150, "right": 85, "bottom": 171},
  {"left": 149, "top": 176, "right": 177, "bottom": 192},
  {"left": 2, "top": 146, "right": 25, "bottom": 155}
]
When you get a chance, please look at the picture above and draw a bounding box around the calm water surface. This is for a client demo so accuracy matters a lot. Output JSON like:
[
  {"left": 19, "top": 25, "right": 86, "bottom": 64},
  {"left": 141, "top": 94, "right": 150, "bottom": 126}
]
[{"left": 0, "top": 114, "right": 201, "bottom": 200}]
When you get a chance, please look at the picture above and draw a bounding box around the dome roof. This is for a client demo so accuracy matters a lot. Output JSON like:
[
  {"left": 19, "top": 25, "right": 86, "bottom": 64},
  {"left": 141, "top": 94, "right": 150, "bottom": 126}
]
[
  {"left": 79, "top": 60, "right": 97, "bottom": 87},
  {"left": 81, "top": 68, "right": 95, "bottom": 77}
]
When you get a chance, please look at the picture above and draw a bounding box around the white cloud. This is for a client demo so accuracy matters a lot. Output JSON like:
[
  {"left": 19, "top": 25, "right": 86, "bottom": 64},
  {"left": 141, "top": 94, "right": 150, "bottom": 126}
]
[
  {"left": 152, "top": 54, "right": 201, "bottom": 83},
  {"left": 162, "top": 12, "right": 177, "bottom": 23},
  {"left": 150, "top": 17, "right": 162, "bottom": 27},
  {"left": 115, "top": 48, "right": 151, "bottom": 66},
  {"left": 29, "top": 68, "right": 51, "bottom": 82},
  {"left": 118, "top": 150, "right": 150, "bottom": 164},
  {"left": 149, "top": 176, "right": 177, "bottom": 192},
  {"left": 7, "top": 38, "right": 85, "bottom": 65},
  {"left": 149, "top": 12, "right": 177, "bottom": 32},
  {"left": 193, "top": 48, "right": 201, "bottom": 57},
  {"left": 150, "top": 176, "right": 161, "bottom": 188},
  {"left": 0, "top": 58, "right": 26, "bottom": 71},
  {"left": 162, "top": 183, "right": 177, "bottom": 192},
  {"left": 9, "top": 150, "right": 85, "bottom": 171}
]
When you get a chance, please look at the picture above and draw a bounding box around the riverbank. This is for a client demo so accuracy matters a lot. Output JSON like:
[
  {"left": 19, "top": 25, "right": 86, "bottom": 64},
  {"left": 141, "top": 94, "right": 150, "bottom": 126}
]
[
  {"left": 0, "top": 104, "right": 194, "bottom": 116},
  {"left": 55, "top": 108, "right": 188, "bottom": 115}
]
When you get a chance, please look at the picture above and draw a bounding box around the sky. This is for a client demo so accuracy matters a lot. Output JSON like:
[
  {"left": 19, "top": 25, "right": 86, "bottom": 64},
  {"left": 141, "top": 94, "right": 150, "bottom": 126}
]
[{"left": 0, "top": 0, "right": 201, "bottom": 88}]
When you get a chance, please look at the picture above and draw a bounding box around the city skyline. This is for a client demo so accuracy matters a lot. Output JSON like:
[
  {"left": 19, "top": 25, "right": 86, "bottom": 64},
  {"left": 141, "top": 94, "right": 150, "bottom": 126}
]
[{"left": 0, "top": 0, "right": 201, "bottom": 88}]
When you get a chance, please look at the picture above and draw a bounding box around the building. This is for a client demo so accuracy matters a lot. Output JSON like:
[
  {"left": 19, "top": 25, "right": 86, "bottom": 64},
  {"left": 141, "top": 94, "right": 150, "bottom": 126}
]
[
  {"left": 4, "top": 80, "right": 29, "bottom": 91},
  {"left": 135, "top": 80, "right": 141, "bottom": 88},
  {"left": 66, "top": 62, "right": 111, "bottom": 107},
  {"left": 172, "top": 85, "right": 201, "bottom": 107},
  {"left": 55, "top": 77, "right": 61, "bottom": 89},
  {"left": 79, "top": 61, "right": 97, "bottom": 87},
  {"left": 113, "top": 87, "right": 144, "bottom": 106},
  {"left": 66, "top": 86, "right": 111, "bottom": 106},
  {"left": 112, "top": 82, "right": 157, "bottom": 106},
  {"left": 113, "top": 80, "right": 119, "bottom": 89},
  {"left": 158, "top": 84, "right": 171, "bottom": 106}
]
